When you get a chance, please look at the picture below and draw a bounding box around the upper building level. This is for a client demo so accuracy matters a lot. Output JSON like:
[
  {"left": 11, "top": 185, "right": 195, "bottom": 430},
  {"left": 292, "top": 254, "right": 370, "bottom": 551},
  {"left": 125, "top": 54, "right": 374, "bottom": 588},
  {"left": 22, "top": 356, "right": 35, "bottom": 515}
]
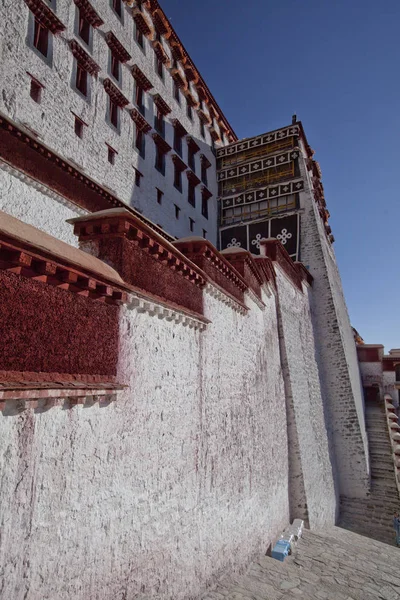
[{"left": 0, "top": 0, "right": 237, "bottom": 245}]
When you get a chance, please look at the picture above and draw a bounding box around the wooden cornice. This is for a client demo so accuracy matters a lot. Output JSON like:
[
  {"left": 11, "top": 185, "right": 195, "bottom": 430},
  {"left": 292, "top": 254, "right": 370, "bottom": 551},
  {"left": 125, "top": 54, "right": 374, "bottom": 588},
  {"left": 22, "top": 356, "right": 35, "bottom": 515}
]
[
  {"left": 129, "top": 109, "right": 152, "bottom": 133},
  {"left": 131, "top": 64, "right": 153, "bottom": 90},
  {"left": 24, "top": 0, "right": 65, "bottom": 33},
  {"left": 73, "top": 0, "right": 104, "bottom": 27},
  {"left": 103, "top": 79, "right": 129, "bottom": 107},
  {"left": 132, "top": 7, "right": 153, "bottom": 37},
  {"left": 105, "top": 32, "right": 131, "bottom": 63},
  {"left": 69, "top": 40, "right": 100, "bottom": 76},
  {"left": 152, "top": 93, "right": 171, "bottom": 115}
]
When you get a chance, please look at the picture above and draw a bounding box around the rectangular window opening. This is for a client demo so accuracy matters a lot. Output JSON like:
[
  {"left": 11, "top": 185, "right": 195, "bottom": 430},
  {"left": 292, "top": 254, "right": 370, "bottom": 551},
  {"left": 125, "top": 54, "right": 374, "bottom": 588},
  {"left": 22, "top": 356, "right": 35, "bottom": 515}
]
[
  {"left": 74, "top": 116, "right": 84, "bottom": 138},
  {"left": 111, "top": 53, "right": 120, "bottom": 82},
  {"left": 135, "top": 26, "right": 144, "bottom": 49},
  {"left": 76, "top": 64, "right": 88, "bottom": 97},
  {"left": 202, "top": 229, "right": 207, "bottom": 239},
  {"left": 30, "top": 78, "right": 42, "bottom": 103},
  {"left": 186, "top": 100, "right": 193, "bottom": 121},
  {"left": 134, "top": 169, "right": 142, "bottom": 187},
  {"left": 200, "top": 119, "right": 205, "bottom": 139},
  {"left": 112, "top": 0, "right": 122, "bottom": 17},
  {"left": 173, "top": 81, "right": 180, "bottom": 104},
  {"left": 156, "top": 188, "right": 163, "bottom": 204},
  {"left": 155, "top": 146, "right": 165, "bottom": 175},
  {"left": 189, "top": 218, "right": 195, "bottom": 232},
  {"left": 174, "top": 165, "right": 182, "bottom": 192},
  {"left": 78, "top": 11, "right": 91, "bottom": 46},
  {"left": 188, "top": 148, "right": 195, "bottom": 172},
  {"left": 154, "top": 109, "right": 165, "bottom": 137},
  {"left": 202, "top": 196, "right": 209, "bottom": 219},
  {"left": 174, "top": 204, "right": 180, "bottom": 220},
  {"left": 135, "top": 83, "right": 145, "bottom": 115},
  {"left": 108, "top": 146, "right": 116, "bottom": 164},
  {"left": 135, "top": 128, "right": 145, "bottom": 158},
  {"left": 174, "top": 129, "right": 182, "bottom": 156},
  {"left": 155, "top": 56, "right": 164, "bottom": 80},
  {"left": 109, "top": 98, "right": 119, "bottom": 129},
  {"left": 33, "top": 19, "right": 49, "bottom": 57},
  {"left": 188, "top": 183, "right": 195, "bottom": 207}
]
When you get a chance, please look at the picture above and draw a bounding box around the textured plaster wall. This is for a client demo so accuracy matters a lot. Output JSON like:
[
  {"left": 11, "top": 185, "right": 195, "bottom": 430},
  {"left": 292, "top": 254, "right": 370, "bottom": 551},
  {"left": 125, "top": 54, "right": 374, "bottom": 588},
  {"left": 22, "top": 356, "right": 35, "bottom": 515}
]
[
  {"left": 0, "top": 284, "right": 290, "bottom": 600},
  {"left": 359, "top": 362, "right": 383, "bottom": 389},
  {"left": 274, "top": 268, "right": 336, "bottom": 527},
  {"left": 0, "top": 166, "right": 84, "bottom": 246},
  {"left": 0, "top": 0, "right": 218, "bottom": 243},
  {"left": 298, "top": 146, "right": 370, "bottom": 499},
  {"left": 383, "top": 371, "right": 398, "bottom": 407}
]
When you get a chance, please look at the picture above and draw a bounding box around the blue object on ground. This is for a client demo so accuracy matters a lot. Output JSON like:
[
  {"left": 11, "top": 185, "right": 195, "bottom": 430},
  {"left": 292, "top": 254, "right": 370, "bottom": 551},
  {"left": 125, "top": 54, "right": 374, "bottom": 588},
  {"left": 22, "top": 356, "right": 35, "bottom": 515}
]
[{"left": 271, "top": 540, "right": 290, "bottom": 562}]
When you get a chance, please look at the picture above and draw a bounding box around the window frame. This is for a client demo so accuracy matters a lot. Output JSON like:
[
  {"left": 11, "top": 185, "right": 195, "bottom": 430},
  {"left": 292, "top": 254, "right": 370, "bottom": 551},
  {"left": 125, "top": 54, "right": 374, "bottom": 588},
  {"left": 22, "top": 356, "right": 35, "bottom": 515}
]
[
  {"left": 155, "top": 145, "right": 166, "bottom": 175},
  {"left": 27, "top": 13, "right": 53, "bottom": 65}
]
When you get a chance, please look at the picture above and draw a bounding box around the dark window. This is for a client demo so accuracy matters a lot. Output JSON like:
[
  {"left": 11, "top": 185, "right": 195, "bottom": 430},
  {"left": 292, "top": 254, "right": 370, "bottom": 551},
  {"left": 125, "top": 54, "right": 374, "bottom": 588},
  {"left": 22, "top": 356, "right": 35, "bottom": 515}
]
[
  {"left": 135, "top": 25, "right": 144, "bottom": 49},
  {"left": 188, "top": 182, "right": 195, "bottom": 207},
  {"left": 199, "top": 119, "right": 205, "bottom": 139},
  {"left": 112, "top": 0, "right": 122, "bottom": 17},
  {"left": 154, "top": 109, "right": 164, "bottom": 137},
  {"left": 108, "top": 146, "right": 116, "bottom": 164},
  {"left": 199, "top": 99, "right": 204, "bottom": 111},
  {"left": 135, "top": 128, "right": 145, "bottom": 158},
  {"left": 174, "top": 128, "right": 182, "bottom": 156},
  {"left": 188, "top": 147, "right": 195, "bottom": 172},
  {"left": 134, "top": 169, "right": 142, "bottom": 187},
  {"left": 156, "top": 188, "right": 163, "bottom": 204},
  {"left": 78, "top": 10, "right": 91, "bottom": 45},
  {"left": 173, "top": 80, "right": 180, "bottom": 104},
  {"left": 201, "top": 195, "right": 209, "bottom": 219},
  {"left": 220, "top": 132, "right": 225, "bottom": 145},
  {"left": 155, "top": 55, "right": 163, "bottom": 80},
  {"left": 155, "top": 145, "right": 165, "bottom": 175},
  {"left": 201, "top": 162, "right": 208, "bottom": 186},
  {"left": 155, "top": 29, "right": 161, "bottom": 42},
  {"left": 186, "top": 100, "right": 192, "bottom": 121},
  {"left": 189, "top": 218, "right": 195, "bottom": 232},
  {"left": 174, "top": 204, "right": 180, "bottom": 219},
  {"left": 202, "top": 229, "right": 207, "bottom": 239},
  {"left": 30, "top": 79, "right": 42, "bottom": 103},
  {"left": 76, "top": 64, "right": 88, "bottom": 97},
  {"left": 74, "top": 116, "right": 84, "bottom": 138},
  {"left": 396, "top": 365, "right": 400, "bottom": 381},
  {"left": 174, "top": 164, "right": 182, "bottom": 192},
  {"left": 109, "top": 98, "right": 119, "bottom": 129},
  {"left": 111, "top": 53, "right": 120, "bottom": 82},
  {"left": 33, "top": 19, "right": 49, "bottom": 57},
  {"left": 135, "top": 83, "right": 145, "bottom": 115}
]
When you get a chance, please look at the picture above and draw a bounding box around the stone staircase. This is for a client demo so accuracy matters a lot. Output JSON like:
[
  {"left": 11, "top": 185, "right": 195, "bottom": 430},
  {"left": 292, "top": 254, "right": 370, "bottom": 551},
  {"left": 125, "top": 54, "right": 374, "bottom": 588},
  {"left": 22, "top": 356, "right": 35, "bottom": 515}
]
[{"left": 339, "top": 397, "right": 400, "bottom": 545}]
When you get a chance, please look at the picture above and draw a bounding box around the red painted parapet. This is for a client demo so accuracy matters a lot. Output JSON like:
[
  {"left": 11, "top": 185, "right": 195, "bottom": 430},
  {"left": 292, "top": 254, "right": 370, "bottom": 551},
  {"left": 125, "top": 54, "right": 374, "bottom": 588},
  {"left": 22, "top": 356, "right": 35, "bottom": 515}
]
[
  {"left": 259, "top": 238, "right": 305, "bottom": 292},
  {"left": 69, "top": 209, "right": 206, "bottom": 316},
  {"left": 0, "top": 210, "right": 128, "bottom": 385},
  {"left": 174, "top": 237, "right": 248, "bottom": 305},
  {"left": 220, "top": 248, "right": 264, "bottom": 299}
]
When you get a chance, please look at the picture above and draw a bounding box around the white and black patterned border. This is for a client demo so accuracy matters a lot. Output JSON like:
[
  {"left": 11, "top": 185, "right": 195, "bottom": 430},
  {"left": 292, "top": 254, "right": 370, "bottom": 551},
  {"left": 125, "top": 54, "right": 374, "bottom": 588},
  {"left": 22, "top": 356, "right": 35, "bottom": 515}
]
[
  {"left": 218, "top": 150, "right": 300, "bottom": 182},
  {"left": 221, "top": 179, "right": 304, "bottom": 208},
  {"left": 217, "top": 126, "right": 300, "bottom": 158}
]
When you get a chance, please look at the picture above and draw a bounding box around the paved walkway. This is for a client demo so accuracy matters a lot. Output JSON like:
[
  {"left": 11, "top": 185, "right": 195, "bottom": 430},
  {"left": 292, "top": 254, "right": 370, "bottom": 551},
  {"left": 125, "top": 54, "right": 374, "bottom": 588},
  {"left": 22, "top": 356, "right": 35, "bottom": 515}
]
[{"left": 201, "top": 526, "right": 400, "bottom": 599}]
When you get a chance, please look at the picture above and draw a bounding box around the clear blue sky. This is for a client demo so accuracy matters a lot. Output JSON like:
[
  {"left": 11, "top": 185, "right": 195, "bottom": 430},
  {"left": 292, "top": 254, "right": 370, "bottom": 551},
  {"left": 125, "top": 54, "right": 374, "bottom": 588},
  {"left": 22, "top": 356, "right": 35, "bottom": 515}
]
[{"left": 164, "top": 0, "right": 400, "bottom": 350}]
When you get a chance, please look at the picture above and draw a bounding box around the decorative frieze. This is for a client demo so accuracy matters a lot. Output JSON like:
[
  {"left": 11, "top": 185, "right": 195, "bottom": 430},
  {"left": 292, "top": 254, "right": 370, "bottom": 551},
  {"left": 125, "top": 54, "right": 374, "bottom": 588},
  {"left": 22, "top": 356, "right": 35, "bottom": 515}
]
[
  {"left": 129, "top": 109, "right": 151, "bottom": 133},
  {"left": 218, "top": 150, "right": 300, "bottom": 182},
  {"left": 221, "top": 179, "right": 304, "bottom": 207},
  {"left": 152, "top": 40, "right": 170, "bottom": 66},
  {"left": 132, "top": 7, "right": 153, "bottom": 37},
  {"left": 217, "top": 125, "right": 300, "bottom": 158},
  {"left": 152, "top": 93, "right": 171, "bottom": 115}
]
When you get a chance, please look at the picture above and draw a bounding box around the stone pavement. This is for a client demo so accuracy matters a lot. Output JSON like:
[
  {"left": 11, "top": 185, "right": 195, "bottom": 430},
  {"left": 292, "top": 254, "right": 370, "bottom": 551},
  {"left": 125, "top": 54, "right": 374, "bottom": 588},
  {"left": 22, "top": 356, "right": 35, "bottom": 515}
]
[{"left": 201, "top": 526, "right": 400, "bottom": 599}]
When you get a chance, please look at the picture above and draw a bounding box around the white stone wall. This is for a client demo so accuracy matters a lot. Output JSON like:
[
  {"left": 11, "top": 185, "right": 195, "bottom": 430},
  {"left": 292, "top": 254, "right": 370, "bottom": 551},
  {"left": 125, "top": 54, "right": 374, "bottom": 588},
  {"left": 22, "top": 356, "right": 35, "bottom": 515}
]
[
  {"left": 359, "top": 361, "right": 383, "bottom": 389},
  {"left": 0, "top": 0, "right": 219, "bottom": 243},
  {"left": 298, "top": 143, "right": 370, "bottom": 499},
  {"left": 0, "top": 283, "right": 291, "bottom": 600},
  {"left": 0, "top": 165, "right": 85, "bottom": 246},
  {"left": 274, "top": 268, "right": 336, "bottom": 527},
  {"left": 383, "top": 371, "right": 398, "bottom": 407}
]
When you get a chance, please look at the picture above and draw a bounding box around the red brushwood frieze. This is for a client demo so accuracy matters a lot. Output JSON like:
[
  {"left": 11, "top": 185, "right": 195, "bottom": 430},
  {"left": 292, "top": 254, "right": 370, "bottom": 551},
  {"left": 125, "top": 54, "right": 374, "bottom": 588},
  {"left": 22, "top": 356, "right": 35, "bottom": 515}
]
[
  {"left": 260, "top": 238, "right": 303, "bottom": 292},
  {"left": 70, "top": 209, "right": 207, "bottom": 315},
  {"left": 174, "top": 237, "right": 248, "bottom": 306},
  {"left": 220, "top": 248, "right": 263, "bottom": 300}
]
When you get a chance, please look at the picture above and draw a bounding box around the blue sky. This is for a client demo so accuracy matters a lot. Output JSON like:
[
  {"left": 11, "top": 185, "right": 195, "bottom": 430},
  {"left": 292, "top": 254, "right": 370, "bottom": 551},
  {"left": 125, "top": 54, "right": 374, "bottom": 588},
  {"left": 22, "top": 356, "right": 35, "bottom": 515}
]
[{"left": 163, "top": 0, "right": 400, "bottom": 350}]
